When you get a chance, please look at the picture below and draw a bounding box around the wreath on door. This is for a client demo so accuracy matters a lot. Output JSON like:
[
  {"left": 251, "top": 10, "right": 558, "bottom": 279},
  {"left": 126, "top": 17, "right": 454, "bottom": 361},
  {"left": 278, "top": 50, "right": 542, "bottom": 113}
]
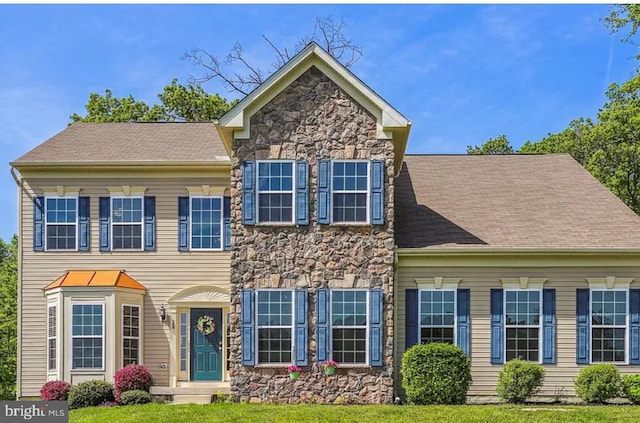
[{"left": 196, "top": 315, "right": 216, "bottom": 335}]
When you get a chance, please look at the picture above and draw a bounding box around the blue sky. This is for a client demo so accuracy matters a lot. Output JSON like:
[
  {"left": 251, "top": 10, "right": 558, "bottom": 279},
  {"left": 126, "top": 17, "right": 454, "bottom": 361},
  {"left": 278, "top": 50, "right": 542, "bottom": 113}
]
[{"left": 0, "top": 4, "right": 638, "bottom": 240}]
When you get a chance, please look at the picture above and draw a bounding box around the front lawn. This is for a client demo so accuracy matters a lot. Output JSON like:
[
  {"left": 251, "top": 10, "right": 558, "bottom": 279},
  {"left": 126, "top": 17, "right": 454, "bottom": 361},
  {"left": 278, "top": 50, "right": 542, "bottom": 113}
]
[{"left": 70, "top": 403, "right": 640, "bottom": 423}]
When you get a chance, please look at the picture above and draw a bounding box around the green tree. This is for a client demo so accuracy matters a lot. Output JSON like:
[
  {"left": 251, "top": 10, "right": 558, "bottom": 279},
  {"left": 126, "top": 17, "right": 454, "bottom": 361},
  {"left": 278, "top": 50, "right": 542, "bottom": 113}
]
[
  {"left": 0, "top": 236, "right": 17, "bottom": 400},
  {"left": 467, "top": 135, "right": 514, "bottom": 155},
  {"left": 70, "top": 80, "right": 236, "bottom": 123}
]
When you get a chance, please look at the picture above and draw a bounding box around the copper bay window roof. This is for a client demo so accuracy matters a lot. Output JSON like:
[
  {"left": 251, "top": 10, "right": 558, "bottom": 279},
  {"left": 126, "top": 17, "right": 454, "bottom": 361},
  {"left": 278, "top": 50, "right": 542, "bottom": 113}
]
[{"left": 43, "top": 270, "right": 146, "bottom": 291}]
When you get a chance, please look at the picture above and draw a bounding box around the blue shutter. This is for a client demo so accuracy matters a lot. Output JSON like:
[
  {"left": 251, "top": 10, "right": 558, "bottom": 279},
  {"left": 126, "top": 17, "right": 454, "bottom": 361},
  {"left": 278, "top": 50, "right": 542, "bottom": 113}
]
[
  {"left": 369, "top": 289, "right": 384, "bottom": 366},
  {"left": 317, "top": 160, "right": 331, "bottom": 224},
  {"left": 490, "top": 289, "right": 504, "bottom": 364},
  {"left": 294, "top": 289, "right": 308, "bottom": 366},
  {"left": 242, "top": 161, "right": 256, "bottom": 225},
  {"left": 78, "top": 197, "right": 90, "bottom": 251},
  {"left": 576, "top": 288, "right": 590, "bottom": 364},
  {"left": 99, "top": 197, "right": 110, "bottom": 251},
  {"left": 316, "top": 288, "right": 330, "bottom": 362},
  {"left": 144, "top": 196, "right": 155, "bottom": 251},
  {"left": 370, "top": 160, "right": 385, "bottom": 225},
  {"left": 457, "top": 289, "right": 470, "bottom": 357},
  {"left": 542, "top": 289, "right": 556, "bottom": 364},
  {"left": 223, "top": 196, "right": 231, "bottom": 251},
  {"left": 33, "top": 196, "right": 44, "bottom": 252},
  {"left": 241, "top": 289, "right": 255, "bottom": 366},
  {"left": 296, "top": 161, "right": 309, "bottom": 225},
  {"left": 405, "top": 289, "right": 418, "bottom": 349},
  {"left": 630, "top": 289, "right": 640, "bottom": 364},
  {"left": 178, "top": 197, "right": 189, "bottom": 251}
]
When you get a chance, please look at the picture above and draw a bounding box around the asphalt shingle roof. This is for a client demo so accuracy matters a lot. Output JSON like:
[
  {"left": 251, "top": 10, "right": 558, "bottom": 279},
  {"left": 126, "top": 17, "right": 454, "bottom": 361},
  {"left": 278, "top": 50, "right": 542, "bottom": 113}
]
[
  {"left": 395, "top": 154, "right": 640, "bottom": 249},
  {"left": 12, "top": 122, "right": 229, "bottom": 164}
]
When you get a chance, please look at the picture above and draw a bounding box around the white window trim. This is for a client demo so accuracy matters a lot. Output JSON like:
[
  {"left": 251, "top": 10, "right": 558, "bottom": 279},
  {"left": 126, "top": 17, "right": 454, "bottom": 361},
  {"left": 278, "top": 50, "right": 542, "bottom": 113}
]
[
  {"left": 330, "top": 160, "right": 370, "bottom": 224},
  {"left": 121, "top": 303, "right": 142, "bottom": 368},
  {"left": 254, "top": 289, "right": 295, "bottom": 365},
  {"left": 44, "top": 196, "right": 79, "bottom": 251},
  {"left": 330, "top": 289, "right": 369, "bottom": 366},
  {"left": 70, "top": 302, "right": 105, "bottom": 371},
  {"left": 256, "top": 160, "right": 296, "bottom": 224},
  {"left": 47, "top": 304, "right": 57, "bottom": 371},
  {"left": 110, "top": 196, "right": 144, "bottom": 251},
  {"left": 589, "top": 288, "right": 629, "bottom": 365},
  {"left": 418, "top": 289, "right": 457, "bottom": 346},
  {"left": 189, "top": 196, "right": 224, "bottom": 251},
  {"left": 503, "top": 288, "right": 543, "bottom": 364}
]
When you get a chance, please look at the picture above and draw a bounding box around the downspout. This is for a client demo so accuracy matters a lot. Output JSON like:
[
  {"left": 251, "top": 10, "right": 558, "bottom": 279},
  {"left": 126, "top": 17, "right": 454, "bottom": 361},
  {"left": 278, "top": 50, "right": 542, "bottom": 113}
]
[{"left": 10, "top": 165, "right": 23, "bottom": 399}]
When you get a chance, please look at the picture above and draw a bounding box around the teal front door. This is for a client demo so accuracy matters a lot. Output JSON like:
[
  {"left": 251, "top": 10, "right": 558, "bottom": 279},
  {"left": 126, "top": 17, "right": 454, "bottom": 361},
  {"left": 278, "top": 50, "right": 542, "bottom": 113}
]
[{"left": 190, "top": 308, "right": 222, "bottom": 381}]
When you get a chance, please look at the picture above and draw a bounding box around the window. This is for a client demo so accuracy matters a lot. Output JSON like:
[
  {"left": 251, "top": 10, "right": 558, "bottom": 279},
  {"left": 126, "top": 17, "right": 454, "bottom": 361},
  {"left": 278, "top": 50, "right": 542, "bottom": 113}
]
[
  {"left": 331, "top": 290, "right": 367, "bottom": 364},
  {"left": 112, "top": 197, "right": 143, "bottom": 250},
  {"left": 257, "top": 161, "right": 294, "bottom": 223},
  {"left": 256, "top": 290, "right": 293, "bottom": 363},
  {"left": 420, "top": 290, "right": 455, "bottom": 345},
  {"left": 122, "top": 305, "right": 140, "bottom": 367},
  {"left": 190, "top": 197, "right": 223, "bottom": 250},
  {"left": 180, "top": 312, "right": 187, "bottom": 372},
  {"left": 591, "top": 290, "right": 627, "bottom": 363},
  {"left": 47, "top": 305, "right": 56, "bottom": 371},
  {"left": 332, "top": 161, "right": 369, "bottom": 223},
  {"left": 72, "top": 304, "right": 104, "bottom": 369},
  {"left": 45, "top": 197, "right": 77, "bottom": 250},
  {"left": 505, "top": 290, "right": 540, "bottom": 362}
]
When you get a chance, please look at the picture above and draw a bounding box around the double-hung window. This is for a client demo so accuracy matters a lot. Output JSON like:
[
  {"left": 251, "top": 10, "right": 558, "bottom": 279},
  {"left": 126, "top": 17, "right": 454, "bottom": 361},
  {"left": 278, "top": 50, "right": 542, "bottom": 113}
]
[
  {"left": 490, "top": 286, "right": 555, "bottom": 364},
  {"left": 504, "top": 290, "right": 541, "bottom": 362},
  {"left": 71, "top": 304, "right": 104, "bottom": 370},
  {"left": 112, "top": 197, "right": 143, "bottom": 250},
  {"left": 331, "top": 290, "right": 368, "bottom": 364},
  {"left": 256, "top": 290, "right": 293, "bottom": 364},
  {"left": 241, "top": 160, "right": 309, "bottom": 226},
  {"left": 47, "top": 305, "right": 57, "bottom": 371},
  {"left": 191, "top": 197, "right": 223, "bottom": 250},
  {"left": 577, "top": 282, "right": 640, "bottom": 365},
  {"left": 591, "top": 290, "right": 627, "bottom": 363},
  {"left": 332, "top": 161, "right": 369, "bottom": 223},
  {"left": 257, "top": 161, "right": 294, "bottom": 223},
  {"left": 122, "top": 305, "right": 141, "bottom": 367},
  {"left": 45, "top": 197, "right": 77, "bottom": 250},
  {"left": 420, "top": 290, "right": 456, "bottom": 345},
  {"left": 317, "top": 159, "right": 384, "bottom": 225}
]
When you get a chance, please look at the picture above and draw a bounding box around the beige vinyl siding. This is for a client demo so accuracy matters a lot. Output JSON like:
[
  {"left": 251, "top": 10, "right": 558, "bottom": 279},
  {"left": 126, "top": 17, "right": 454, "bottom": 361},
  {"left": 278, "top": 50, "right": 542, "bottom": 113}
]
[
  {"left": 19, "top": 176, "right": 230, "bottom": 397},
  {"left": 395, "top": 264, "right": 640, "bottom": 399}
]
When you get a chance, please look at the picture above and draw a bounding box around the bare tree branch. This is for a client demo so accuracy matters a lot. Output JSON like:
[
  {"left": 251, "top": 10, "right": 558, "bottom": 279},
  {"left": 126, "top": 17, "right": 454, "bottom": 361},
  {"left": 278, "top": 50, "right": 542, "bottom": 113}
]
[{"left": 182, "top": 15, "right": 363, "bottom": 97}]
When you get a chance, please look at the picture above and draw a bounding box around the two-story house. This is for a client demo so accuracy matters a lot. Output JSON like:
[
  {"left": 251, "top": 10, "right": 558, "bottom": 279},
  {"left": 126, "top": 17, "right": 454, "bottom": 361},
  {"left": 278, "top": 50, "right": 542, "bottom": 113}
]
[{"left": 11, "top": 42, "right": 640, "bottom": 404}]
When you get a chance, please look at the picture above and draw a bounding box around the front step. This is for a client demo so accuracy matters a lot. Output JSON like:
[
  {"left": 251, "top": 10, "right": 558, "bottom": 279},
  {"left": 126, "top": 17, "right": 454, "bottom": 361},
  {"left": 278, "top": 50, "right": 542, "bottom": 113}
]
[{"left": 171, "top": 394, "right": 213, "bottom": 404}]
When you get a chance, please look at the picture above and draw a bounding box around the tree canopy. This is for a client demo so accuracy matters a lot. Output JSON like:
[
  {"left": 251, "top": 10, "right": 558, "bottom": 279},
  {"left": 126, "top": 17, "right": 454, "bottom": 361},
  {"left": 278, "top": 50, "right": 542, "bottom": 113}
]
[
  {"left": 70, "top": 79, "right": 237, "bottom": 123},
  {"left": 0, "top": 236, "right": 17, "bottom": 400}
]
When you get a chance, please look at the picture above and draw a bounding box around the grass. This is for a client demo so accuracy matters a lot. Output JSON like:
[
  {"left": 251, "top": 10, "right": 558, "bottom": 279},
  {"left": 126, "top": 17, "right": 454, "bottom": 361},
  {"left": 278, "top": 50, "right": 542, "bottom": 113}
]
[{"left": 70, "top": 403, "right": 640, "bottom": 423}]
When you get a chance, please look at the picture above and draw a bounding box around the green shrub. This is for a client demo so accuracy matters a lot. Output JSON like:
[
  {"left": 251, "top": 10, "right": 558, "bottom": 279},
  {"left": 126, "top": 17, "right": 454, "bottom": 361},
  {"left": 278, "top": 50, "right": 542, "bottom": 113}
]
[
  {"left": 119, "top": 389, "right": 152, "bottom": 405},
  {"left": 68, "top": 380, "right": 115, "bottom": 409},
  {"left": 400, "top": 342, "right": 471, "bottom": 405},
  {"left": 574, "top": 364, "right": 622, "bottom": 403},
  {"left": 623, "top": 374, "right": 640, "bottom": 404},
  {"left": 496, "top": 359, "right": 545, "bottom": 403}
]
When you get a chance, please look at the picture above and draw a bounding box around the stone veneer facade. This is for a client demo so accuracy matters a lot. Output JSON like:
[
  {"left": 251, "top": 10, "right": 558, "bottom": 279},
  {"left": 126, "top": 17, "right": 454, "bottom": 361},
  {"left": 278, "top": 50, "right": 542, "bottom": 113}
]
[{"left": 228, "top": 66, "right": 396, "bottom": 404}]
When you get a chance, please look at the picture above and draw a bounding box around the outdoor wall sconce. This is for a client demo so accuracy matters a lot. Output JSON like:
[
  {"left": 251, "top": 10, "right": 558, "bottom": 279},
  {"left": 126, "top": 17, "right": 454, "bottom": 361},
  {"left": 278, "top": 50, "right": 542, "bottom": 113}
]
[{"left": 160, "top": 305, "right": 166, "bottom": 322}]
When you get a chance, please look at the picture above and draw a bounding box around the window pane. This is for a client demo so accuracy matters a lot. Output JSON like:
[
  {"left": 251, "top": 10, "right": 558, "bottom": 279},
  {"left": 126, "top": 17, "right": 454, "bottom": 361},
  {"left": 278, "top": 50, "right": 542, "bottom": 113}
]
[
  {"left": 505, "top": 290, "right": 540, "bottom": 327},
  {"left": 258, "top": 328, "right": 292, "bottom": 363},
  {"left": 505, "top": 328, "right": 539, "bottom": 362},
  {"left": 191, "top": 197, "right": 223, "bottom": 249},
  {"left": 332, "top": 290, "right": 367, "bottom": 327},
  {"left": 592, "top": 327, "right": 626, "bottom": 363},
  {"left": 332, "top": 328, "right": 366, "bottom": 364},
  {"left": 113, "top": 224, "right": 142, "bottom": 250}
]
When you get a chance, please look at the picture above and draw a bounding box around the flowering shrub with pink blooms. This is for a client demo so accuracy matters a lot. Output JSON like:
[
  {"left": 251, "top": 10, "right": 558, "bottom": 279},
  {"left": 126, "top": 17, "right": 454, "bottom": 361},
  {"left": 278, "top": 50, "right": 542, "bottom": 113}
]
[
  {"left": 40, "top": 380, "right": 71, "bottom": 401},
  {"left": 113, "top": 364, "right": 154, "bottom": 403}
]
